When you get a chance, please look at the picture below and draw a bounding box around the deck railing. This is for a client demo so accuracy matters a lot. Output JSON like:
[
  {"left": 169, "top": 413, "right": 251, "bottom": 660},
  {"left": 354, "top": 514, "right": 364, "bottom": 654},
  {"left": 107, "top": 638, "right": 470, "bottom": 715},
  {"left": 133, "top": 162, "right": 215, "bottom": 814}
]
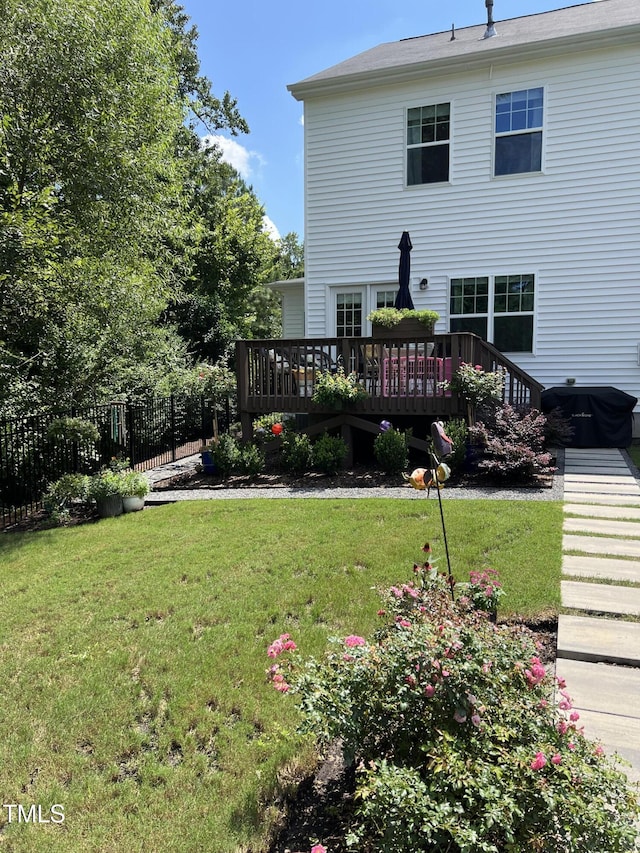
[{"left": 235, "top": 333, "right": 543, "bottom": 436}]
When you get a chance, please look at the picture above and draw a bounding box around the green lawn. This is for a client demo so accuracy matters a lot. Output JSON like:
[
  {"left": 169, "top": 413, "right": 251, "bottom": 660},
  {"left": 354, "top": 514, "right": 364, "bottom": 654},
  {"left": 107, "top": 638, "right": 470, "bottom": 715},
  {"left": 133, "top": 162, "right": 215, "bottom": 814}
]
[{"left": 0, "top": 497, "right": 563, "bottom": 852}]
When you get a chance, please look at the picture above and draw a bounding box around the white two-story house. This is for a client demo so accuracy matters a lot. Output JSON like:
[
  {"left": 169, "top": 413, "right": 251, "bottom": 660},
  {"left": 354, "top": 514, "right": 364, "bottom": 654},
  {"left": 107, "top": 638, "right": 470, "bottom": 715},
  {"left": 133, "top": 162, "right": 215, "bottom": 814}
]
[{"left": 283, "top": 0, "right": 640, "bottom": 410}]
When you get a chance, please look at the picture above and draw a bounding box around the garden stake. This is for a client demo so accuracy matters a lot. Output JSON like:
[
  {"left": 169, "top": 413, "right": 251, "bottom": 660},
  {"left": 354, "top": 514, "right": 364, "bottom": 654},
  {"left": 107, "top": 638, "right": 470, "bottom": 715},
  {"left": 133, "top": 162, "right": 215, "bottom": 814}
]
[{"left": 429, "top": 451, "right": 454, "bottom": 600}]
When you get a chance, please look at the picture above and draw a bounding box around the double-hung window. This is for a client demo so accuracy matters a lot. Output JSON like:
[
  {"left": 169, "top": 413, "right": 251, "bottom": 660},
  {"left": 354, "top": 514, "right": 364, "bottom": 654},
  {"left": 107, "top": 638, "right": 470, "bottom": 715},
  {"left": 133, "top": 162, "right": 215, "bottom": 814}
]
[
  {"left": 450, "top": 274, "right": 535, "bottom": 353},
  {"left": 494, "top": 87, "right": 543, "bottom": 176},
  {"left": 407, "top": 103, "right": 450, "bottom": 185}
]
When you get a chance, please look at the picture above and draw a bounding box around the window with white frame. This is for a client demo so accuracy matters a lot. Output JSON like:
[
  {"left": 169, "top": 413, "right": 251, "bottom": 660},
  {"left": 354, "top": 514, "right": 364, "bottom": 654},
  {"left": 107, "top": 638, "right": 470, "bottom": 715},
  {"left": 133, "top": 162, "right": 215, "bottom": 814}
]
[
  {"left": 407, "top": 103, "right": 450, "bottom": 185},
  {"left": 375, "top": 289, "right": 397, "bottom": 309},
  {"left": 449, "top": 274, "right": 535, "bottom": 352},
  {"left": 336, "top": 292, "right": 362, "bottom": 337},
  {"left": 494, "top": 87, "right": 543, "bottom": 176}
]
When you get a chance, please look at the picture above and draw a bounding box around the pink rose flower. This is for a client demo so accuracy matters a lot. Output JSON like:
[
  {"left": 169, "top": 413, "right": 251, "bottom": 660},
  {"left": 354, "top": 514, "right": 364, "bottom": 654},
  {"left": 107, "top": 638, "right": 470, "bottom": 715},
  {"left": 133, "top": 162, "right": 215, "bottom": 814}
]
[
  {"left": 551, "top": 753, "right": 562, "bottom": 765},
  {"left": 344, "top": 635, "right": 366, "bottom": 648},
  {"left": 531, "top": 752, "right": 547, "bottom": 770},
  {"left": 311, "top": 845, "right": 327, "bottom": 853}
]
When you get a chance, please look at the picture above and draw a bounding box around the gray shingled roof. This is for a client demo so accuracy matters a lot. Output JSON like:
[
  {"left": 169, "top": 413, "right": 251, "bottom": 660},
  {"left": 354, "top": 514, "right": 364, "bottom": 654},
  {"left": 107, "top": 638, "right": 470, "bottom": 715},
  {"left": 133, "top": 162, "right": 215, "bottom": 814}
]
[{"left": 289, "top": 0, "right": 640, "bottom": 99}]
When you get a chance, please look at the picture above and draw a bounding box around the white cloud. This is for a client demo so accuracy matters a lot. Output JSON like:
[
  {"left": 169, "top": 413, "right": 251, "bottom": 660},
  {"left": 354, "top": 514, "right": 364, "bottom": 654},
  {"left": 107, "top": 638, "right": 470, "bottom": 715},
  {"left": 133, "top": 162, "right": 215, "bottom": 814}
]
[
  {"left": 200, "top": 134, "right": 264, "bottom": 180},
  {"left": 262, "top": 215, "right": 280, "bottom": 241}
]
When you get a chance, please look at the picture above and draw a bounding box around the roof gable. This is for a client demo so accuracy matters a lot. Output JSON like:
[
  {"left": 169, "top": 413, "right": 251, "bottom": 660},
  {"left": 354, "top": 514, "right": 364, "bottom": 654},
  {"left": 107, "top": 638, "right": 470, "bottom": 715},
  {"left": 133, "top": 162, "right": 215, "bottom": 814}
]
[{"left": 289, "top": 0, "right": 640, "bottom": 99}]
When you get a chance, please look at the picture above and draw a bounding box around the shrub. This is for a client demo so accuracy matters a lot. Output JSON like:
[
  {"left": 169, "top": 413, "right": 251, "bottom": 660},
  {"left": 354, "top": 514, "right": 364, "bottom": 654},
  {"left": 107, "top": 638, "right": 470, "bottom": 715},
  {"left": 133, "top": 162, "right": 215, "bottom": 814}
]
[
  {"left": 280, "top": 432, "right": 312, "bottom": 474},
  {"left": 208, "top": 433, "right": 242, "bottom": 478},
  {"left": 469, "top": 404, "right": 555, "bottom": 481},
  {"left": 374, "top": 428, "right": 409, "bottom": 474},
  {"left": 120, "top": 470, "right": 149, "bottom": 498},
  {"left": 312, "top": 366, "right": 368, "bottom": 407},
  {"left": 312, "top": 432, "right": 348, "bottom": 474},
  {"left": 238, "top": 443, "right": 265, "bottom": 477},
  {"left": 46, "top": 416, "right": 100, "bottom": 445},
  {"left": 43, "top": 473, "right": 90, "bottom": 522},
  {"left": 87, "top": 469, "right": 128, "bottom": 501},
  {"left": 267, "top": 551, "right": 640, "bottom": 853}
]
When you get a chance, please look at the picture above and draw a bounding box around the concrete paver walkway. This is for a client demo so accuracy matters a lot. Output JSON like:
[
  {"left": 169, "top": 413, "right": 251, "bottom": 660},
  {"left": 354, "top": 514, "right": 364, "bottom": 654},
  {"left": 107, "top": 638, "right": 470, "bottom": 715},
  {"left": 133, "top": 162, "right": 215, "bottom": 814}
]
[{"left": 556, "top": 447, "right": 640, "bottom": 785}]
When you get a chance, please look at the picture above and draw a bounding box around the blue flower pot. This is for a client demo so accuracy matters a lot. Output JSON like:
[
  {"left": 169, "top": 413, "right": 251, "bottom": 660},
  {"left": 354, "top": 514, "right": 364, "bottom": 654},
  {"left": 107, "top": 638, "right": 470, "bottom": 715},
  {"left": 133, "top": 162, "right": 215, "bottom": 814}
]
[{"left": 201, "top": 450, "right": 216, "bottom": 475}]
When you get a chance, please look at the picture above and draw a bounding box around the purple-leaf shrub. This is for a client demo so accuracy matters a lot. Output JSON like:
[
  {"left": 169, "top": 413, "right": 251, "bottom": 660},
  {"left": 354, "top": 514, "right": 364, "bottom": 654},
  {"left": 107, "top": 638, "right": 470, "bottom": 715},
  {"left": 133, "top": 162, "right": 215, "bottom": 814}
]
[{"left": 469, "top": 403, "right": 555, "bottom": 481}]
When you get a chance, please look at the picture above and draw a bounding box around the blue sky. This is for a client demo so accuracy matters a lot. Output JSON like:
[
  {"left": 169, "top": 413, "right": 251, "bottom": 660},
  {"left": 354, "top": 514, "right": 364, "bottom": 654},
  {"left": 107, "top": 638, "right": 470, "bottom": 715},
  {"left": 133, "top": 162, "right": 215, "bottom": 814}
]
[{"left": 179, "top": 0, "right": 595, "bottom": 239}]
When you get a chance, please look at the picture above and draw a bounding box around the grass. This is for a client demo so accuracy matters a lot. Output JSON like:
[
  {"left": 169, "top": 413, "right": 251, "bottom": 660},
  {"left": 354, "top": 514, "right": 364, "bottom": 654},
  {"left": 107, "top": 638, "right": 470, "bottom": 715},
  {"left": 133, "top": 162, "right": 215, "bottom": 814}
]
[
  {"left": 627, "top": 442, "right": 640, "bottom": 471},
  {"left": 0, "top": 497, "right": 562, "bottom": 852}
]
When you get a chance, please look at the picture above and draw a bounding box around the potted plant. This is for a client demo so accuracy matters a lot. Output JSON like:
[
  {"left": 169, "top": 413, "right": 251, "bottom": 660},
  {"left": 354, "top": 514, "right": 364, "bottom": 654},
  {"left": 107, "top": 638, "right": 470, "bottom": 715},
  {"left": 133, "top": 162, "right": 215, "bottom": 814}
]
[
  {"left": 367, "top": 307, "right": 440, "bottom": 338},
  {"left": 311, "top": 366, "right": 368, "bottom": 409},
  {"left": 87, "top": 469, "right": 126, "bottom": 518},
  {"left": 120, "top": 470, "right": 149, "bottom": 513}
]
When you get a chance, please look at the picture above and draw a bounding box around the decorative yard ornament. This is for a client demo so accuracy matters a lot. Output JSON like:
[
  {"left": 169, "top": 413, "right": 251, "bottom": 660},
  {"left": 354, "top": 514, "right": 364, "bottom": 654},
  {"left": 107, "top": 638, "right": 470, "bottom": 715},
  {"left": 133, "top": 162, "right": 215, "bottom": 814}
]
[
  {"left": 408, "top": 468, "right": 427, "bottom": 490},
  {"left": 379, "top": 419, "right": 392, "bottom": 432},
  {"left": 271, "top": 423, "right": 283, "bottom": 436},
  {"left": 436, "top": 462, "right": 451, "bottom": 483}
]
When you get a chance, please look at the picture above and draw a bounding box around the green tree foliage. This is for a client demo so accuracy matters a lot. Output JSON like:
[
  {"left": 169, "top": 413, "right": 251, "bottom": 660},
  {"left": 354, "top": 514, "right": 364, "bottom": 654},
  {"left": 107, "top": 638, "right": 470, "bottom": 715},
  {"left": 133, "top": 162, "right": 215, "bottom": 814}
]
[
  {"left": 0, "top": 0, "right": 191, "bottom": 413},
  {"left": 0, "top": 0, "right": 263, "bottom": 416},
  {"left": 271, "top": 231, "right": 304, "bottom": 281},
  {"left": 169, "top": 149, "right": 280, "bottom": 362}
]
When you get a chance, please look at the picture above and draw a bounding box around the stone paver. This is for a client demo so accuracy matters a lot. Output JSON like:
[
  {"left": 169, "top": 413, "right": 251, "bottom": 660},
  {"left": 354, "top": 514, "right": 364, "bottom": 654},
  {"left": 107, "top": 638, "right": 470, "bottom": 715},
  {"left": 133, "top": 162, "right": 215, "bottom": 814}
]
[
  {"left": 563, "top": 533, "right": 640, "bottom": 558},
  {"left": 562, "top": 553, "right": 640, "bottom": 583},
  {"left": 564, "top": 472, "right": 640, "bottom": 485},
  {"left": 564, "top": 480, "right": 640, "bottom": 495},
  {"left": 562, "top": 492, "right": 640, "bottom": 506},
  {"left": 564, "top": 503, "right": 640, "bottom": 520},
  {"left": 555, "top": 658, "right": 640, "bottom": 718},
  {"left": 561, "top": 580, "right": 640, "bottom": 615},
  {"left": 563, "top": 517, "right": 640, "bottom": 537},
  {"left": 557, "top": 614, "right": 640, "bottom": 666}
]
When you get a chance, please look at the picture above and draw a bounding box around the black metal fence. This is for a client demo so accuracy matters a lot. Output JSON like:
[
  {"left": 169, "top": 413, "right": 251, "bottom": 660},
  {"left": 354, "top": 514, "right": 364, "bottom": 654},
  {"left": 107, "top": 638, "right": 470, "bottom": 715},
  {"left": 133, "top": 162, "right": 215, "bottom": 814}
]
[{"left": 0, "top": 395, "right": 227, "bottom": 529}]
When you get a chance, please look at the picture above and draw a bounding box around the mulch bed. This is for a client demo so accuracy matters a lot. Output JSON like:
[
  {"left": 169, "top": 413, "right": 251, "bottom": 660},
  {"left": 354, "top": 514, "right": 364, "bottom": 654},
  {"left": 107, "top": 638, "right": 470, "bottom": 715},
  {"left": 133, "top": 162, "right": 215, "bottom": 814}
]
[{"left": 152, "top": 458, "right": 554, "bottom": 493}]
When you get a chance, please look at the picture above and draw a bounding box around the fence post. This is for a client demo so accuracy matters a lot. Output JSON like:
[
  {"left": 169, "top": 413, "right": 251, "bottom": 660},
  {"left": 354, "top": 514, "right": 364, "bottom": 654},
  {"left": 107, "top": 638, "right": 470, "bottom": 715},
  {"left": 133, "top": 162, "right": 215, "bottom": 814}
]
[
  {"left": 170, "top": 395, "right": 177, "bottom": 462},
  {"left": 127, "top": 401, "right": 136, "bottom": 466},
  {"left": 200, "top": 395, "right": 207, "bottom": 446}
]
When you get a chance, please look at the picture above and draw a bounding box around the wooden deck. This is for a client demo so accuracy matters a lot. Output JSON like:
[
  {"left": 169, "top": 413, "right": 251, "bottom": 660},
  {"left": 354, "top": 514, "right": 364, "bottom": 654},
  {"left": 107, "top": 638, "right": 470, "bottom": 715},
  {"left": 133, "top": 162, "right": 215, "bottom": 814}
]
[{"left": 236, "top": 333, "right": 543, "bottom": 452}]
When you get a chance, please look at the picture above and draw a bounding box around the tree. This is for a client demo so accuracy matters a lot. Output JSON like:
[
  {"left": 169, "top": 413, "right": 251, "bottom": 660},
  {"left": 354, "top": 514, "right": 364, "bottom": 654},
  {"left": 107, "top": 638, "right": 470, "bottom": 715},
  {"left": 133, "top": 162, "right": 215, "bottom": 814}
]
[
  {"left": 271, "top": 232, "right": 305, "bottom": 281},
  {"left": 0, "top": 0, "right": 249, "bottom": 415},
  {"left": 168, "top": 148, "right": 280, "bottom": 362}
]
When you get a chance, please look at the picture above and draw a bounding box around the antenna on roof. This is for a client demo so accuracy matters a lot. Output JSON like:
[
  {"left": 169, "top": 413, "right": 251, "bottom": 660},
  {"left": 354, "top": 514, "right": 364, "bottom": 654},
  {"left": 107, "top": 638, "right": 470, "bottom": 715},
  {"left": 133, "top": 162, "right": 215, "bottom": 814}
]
[
  {"left": 483, "top": 0, "right": 497, "bottom": 38},
  {"left": 450, "top": 23, "right": 456, "bottom": 41}
]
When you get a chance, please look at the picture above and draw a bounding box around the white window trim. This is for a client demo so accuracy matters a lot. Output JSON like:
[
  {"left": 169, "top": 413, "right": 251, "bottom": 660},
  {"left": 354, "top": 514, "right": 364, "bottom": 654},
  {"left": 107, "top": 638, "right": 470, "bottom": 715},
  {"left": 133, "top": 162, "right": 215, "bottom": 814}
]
[
  {"left": 404, "top": 101, "right": 453, "bottom": 189},
  {"left": 491, "top": 85, "right": 546, "bottom": 179},
  {"left": 328, "top": 285, "right": 365, "bottom": 337},
  {"left": 447, "top": 273, "right": 537, "bottom": 355}
]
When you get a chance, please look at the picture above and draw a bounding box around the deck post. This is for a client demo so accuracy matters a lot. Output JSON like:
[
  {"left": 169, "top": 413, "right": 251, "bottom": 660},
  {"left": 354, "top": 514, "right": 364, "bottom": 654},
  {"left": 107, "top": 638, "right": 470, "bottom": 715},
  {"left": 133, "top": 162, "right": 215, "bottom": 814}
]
[{"left": 341, "top": 420, "right": 353, "bottom": 467}]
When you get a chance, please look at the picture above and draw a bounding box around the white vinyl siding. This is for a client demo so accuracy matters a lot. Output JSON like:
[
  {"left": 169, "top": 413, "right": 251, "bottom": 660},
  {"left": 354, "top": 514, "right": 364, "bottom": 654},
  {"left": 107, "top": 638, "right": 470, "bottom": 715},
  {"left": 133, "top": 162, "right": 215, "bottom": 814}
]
[{"left": 301, "top": 42, "right": 640, "bottom": 402}]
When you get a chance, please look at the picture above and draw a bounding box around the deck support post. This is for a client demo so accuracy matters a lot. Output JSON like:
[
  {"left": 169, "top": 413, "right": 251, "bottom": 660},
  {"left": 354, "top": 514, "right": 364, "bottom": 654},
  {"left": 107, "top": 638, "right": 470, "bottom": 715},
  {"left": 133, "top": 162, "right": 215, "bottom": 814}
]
[{"left": 341, "top": 420, "right": 353, "bottom": 467}]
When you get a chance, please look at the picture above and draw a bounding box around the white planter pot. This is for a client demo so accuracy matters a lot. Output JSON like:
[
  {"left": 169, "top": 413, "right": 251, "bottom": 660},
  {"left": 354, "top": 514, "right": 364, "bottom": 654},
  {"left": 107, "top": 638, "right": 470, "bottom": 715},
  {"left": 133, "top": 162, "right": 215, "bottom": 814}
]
[{"left": 122, "top": 496, "right": 145, "bottom": 513}]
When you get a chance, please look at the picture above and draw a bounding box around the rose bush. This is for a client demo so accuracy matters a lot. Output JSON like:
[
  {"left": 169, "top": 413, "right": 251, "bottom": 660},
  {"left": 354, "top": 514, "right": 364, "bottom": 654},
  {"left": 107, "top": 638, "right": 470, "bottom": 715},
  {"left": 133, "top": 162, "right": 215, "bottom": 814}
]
[{"left": 266, "top": 549, "right": 639, "bottom": 853}]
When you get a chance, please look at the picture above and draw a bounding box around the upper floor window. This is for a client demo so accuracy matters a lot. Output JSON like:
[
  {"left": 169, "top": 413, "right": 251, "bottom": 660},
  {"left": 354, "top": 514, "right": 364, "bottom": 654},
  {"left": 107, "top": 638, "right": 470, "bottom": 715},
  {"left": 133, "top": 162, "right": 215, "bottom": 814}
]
[
  {"left": 494, "top": 87, "right": 543, "bottom": 176},
  {"left": 407, "top": 103, "right": 450, "bottom": 185},
  {"left": 449, "top": 274, "right": 535, "bottom": 352}
]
